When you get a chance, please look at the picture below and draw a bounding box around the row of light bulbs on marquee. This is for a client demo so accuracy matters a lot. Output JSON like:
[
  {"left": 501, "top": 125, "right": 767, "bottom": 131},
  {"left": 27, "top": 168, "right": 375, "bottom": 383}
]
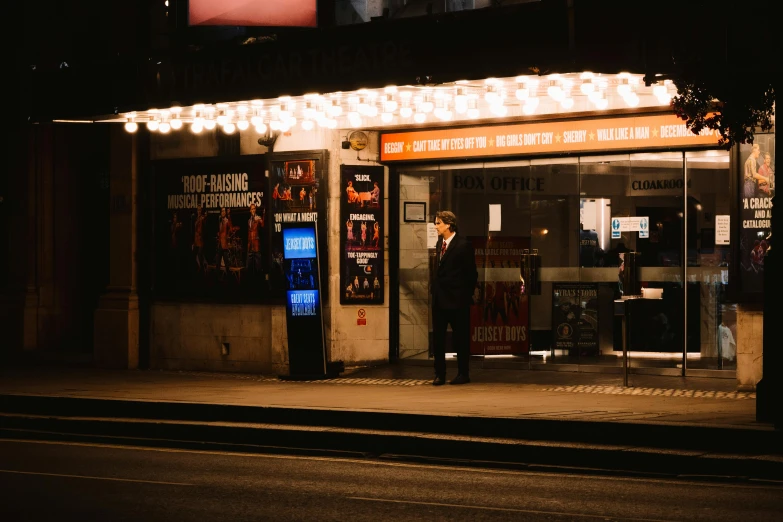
[{"left": 120, "top": 72, "right": 676, "bottom": 134}]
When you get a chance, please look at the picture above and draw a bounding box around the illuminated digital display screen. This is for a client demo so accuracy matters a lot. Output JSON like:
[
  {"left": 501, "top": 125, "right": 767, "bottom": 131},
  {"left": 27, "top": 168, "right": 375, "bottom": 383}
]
[
  {"left": 283, "top": 226, "right": 317, "bottom": 259},
  {"left": 287, "top": 290, "right": 319, "bottom": 317}
]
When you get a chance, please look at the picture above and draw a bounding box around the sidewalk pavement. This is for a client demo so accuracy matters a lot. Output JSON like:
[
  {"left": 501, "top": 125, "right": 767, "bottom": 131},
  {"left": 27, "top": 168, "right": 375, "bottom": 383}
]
[{"left": 1, "top": 363, "right": 781, "bottom": 481}]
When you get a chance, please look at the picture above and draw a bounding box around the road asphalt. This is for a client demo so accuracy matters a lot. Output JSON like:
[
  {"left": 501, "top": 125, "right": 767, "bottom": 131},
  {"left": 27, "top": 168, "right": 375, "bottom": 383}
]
[{"left": 1, "top": 363, "right": 780, "bottom": 482}]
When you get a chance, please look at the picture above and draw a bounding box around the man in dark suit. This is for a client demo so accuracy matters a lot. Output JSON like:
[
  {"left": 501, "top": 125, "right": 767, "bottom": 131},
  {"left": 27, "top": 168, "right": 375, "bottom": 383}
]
[{"left": 432, "top": 211, "right": 478, "bottom": 385}]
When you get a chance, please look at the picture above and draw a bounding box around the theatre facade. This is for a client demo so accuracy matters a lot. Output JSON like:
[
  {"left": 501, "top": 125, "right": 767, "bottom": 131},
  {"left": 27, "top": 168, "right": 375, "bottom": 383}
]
[{"left": 6, "top": 2, "right": 773, "bottom": 394}]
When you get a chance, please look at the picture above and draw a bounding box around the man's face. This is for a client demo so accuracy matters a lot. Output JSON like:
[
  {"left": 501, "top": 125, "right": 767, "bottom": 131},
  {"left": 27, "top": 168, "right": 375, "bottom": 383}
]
[
  {"left": 250, "top": 204, "right": 256, "bottom": 216},
  {"left": 434, "top": 217, "right": 449, "bottom": 237},
  {"left": 220, "top": 208, "right": 226, "bottom": 217}
]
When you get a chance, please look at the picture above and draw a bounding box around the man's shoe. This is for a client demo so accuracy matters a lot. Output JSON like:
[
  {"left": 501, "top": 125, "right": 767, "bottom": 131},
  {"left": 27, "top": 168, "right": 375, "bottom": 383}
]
[
  {"left": 449, "top": 374, "right": 470, "bottom": 385},
  {"left": 432, "top": 376, "right": 446, "bottom": 386}
]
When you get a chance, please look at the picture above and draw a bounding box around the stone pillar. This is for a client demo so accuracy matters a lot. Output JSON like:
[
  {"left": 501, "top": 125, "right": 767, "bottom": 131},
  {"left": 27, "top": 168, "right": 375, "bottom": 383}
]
[
  {"left": 757, "top": 190, "right": 779, "bottom": 428},
  {"left": 94, "top": 126, "right": 139, "bottom": 369},
  {"left": 736, "top": 305, "right": 763, "bottom": 392},
  {"left": 22, "top": 126, "right": 55, "bottom": 352}
]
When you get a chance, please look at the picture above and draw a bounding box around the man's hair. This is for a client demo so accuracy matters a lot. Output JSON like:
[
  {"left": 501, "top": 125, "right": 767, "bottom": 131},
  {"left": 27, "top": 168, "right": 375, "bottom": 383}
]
[{"left": 436, "top": 210, "right": 458, "bottom": 232}]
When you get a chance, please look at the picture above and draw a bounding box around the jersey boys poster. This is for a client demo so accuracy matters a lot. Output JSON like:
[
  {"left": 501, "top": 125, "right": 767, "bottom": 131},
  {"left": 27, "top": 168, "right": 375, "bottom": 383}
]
[
  {"left": 552, "top": 283, "right": 599, "bottom": 355},
  {"left": 469, "top": 237, "right": 529, "bottom": 355},
  {"left": 153, "top": 156, "right": 268, "bottom": 300},
  {"left": 268, "top": 151, "right": 328, "bottom": 298},
  {"left": 738, "top": 137, "right": 774, "bottom": 296},
  {"left": 340, "top": 165, "right": 384, "bottom": 304}
]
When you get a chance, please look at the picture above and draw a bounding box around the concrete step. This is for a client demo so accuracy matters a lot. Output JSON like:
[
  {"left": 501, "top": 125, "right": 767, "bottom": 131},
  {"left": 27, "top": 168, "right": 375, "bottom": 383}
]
[{"left": 1, "top": 393, "right": 781, "bottom": 482}]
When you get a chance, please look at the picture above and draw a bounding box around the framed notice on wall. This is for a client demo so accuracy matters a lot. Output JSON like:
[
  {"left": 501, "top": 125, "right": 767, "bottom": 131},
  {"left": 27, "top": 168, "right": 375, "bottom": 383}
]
[
  {"left": 552, "top": 283, "right": 599, "bottom": 356},
  {"left": 340, "top": 165, "right": 384, "bottom": 305}
]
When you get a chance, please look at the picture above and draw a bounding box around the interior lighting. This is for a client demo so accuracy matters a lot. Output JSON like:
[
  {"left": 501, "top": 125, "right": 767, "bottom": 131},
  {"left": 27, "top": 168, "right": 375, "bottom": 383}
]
[
  {"left": 222, "top": 122, "right": 236, "bottom": 134},
  {"left": 399, "top": 104, "right": 413, "bottom": 118},
  {"left": 158, "top": 122, "right": 171, "bottom": 134},
  {"left": 204, "top": 119, "right": 216, "bottom": 130},
  {"left": 236, "top": 119, "right": 250, "bottom": 131},
  {"left": 254, "top": 122, "right": 268, "bottom": 134},
  {"left": 191, "top": 121, "right": 203, "bottom": 134},
  {"left": 381, "top": 112, "right": 394, "bottom": 123},
  {"left": 560, "top": 97, "right": 574, "bottom": 110},
  {"left": 327, "top": 99, "right": 343, "bottom": 117},
  {"left": 147, "top": 120, "right": 159, "bottom": 131},
  {"left": 301, "top": 119, "right": 314, "bottom": 131},
  {"left": 623, "top": 91, "right": 640, "bottom": 107},
  {"left": 413, "top": 112, "right": 426, "bottom": 123}
]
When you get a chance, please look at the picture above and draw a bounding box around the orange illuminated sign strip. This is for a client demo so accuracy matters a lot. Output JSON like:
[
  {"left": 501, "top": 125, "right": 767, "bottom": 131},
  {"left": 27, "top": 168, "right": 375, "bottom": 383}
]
[{"left": 380, "top": 114, "right": 719, "bottom": 162}]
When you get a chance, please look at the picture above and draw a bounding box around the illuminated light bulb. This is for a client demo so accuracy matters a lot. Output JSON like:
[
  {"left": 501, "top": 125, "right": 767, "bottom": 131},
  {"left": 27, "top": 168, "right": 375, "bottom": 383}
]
[
  {"left": 124, "top": 121, "right": 138, "bottom": 133},
  {"left": 203, "top": 119, "right": 216, "bottom": 130},
  {"left": 617, "top": 78, "right": 631, "bottom": 96},
  {"left": 454, "top": 87, "right": 467, "bottom": 105},
  {"left": 250, "top": 99, "right": 264, "bottom": 107},
  {"left": 588, "top": 90, "right": 603, "bottom": 103},
  {"left": 384, "top": 85, "right": 397, "bottom": 94},
  {"left": 656, "top": 93, "right": 672, "bottom": 105},
  {"left": 279, "top": 121, "right": 290, "bottom": 132},
  {"left": 484, "top": 85, "right": 499, "bottom": 104},
  {"left": 580, "top": 79, "right": 594, "bottom": 95},
  {"left": 490, "top": 104, "right": 508, "bottom": 117},
  {"left": 217, "top": 114, "right": 228, "bottom": 126},
  {"left": 413, "top": 112, "right": 426, "bottom": 123},
  {"left": 560, "top": 97, "right": 574, "bottom": 110},
  {"left": 381, "top": 112, "right": 393, "bottom": 123},
  {"left": 522, "top": 98, "right": 539, "bottom": 115},
  {"left": 420, "top": 97, "right": 434, "bottom": 113},
  {"left": 269, "top": 120, "right": 281, "bottom": 131},
  {"left": 348, "top": 112, "right": 362, "bottom": 127},
  {"left": 547, "top": 80, "right": 564, "bottom": 101},
  {"left": 250, "top": 115, "right": 263, "bottom": 126},
  {"left": 191, "top": 122, "right": 203, "bottom": 134},
  {"left": 236, "top": 119, "right": 249, "bottom": 131},
  {"left": 466, "top": 98, "right": 480, "bottom": 119},
  {"left": 159, "top": 122, "right": 171, "bottom": 134},
  {"left": 399, "top": 105, "right": 413, "bottom": 118},
  {"left": 147, "top": 120, "right": 159, "bottom": 131},
  {"left": 455, "top": 102, "right": 468, "bottom": 114},
  {"left": 594, "top": 97, "right": 608, "bottom": 110},
  {"left": 515, "top": 85, "right": 529, "bottom": 100},
  {"left": 623, "top": 92, "right": 640, "bottom": 107},
  {"left": 222, "top": 122, "right": 236, "bottom": 134},
  {"left": 254, "top": 122, "right": 268, "bottom": 134},
  {"left": 301, "top": 119, "right": 314, "bottom": 131},
  {"left": 170, "top": 118, "right": 183, "bottom": 130}
]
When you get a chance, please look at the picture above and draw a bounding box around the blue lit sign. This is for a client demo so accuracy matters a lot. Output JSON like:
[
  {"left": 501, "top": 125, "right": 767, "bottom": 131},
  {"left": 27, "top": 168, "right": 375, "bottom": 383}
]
[
  {"left": 283, "top": 226, "right": 317, "bottom": 259},
  {"left": 287, "top": 290, "right": 320, "bottom": 317}
]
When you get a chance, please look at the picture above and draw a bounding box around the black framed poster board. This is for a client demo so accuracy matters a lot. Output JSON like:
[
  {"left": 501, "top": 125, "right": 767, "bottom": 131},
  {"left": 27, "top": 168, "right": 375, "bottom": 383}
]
[
  {"left": 268, "top": 150, "right": 328, "bottom": 300},
  {"left": 340, "top": 164, "right": 384, "bottom": 305},
  {"left": 552, "top": 283, "right": 599, "bottom": 356},
  {"left": 281, "top": 221, "right": 327, "bottom": 378},
  {"left": 151, "top": 155, "right": 269, "bottom": 301},
  {"left": 737, "top": 137, "right": 774, "bottom": 298}
]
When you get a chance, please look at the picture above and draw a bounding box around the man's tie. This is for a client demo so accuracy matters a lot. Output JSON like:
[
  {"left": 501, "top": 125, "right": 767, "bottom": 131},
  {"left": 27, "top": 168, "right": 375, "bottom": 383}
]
[{"left": 440, "top": 240, "right": 447, "bottom": 261}]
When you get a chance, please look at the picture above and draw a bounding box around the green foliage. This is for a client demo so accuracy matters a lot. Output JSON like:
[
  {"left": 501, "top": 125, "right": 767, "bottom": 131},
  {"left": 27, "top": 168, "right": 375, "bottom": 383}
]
[{"left": 671, "top": 76, "right": 775, "bottom": 149}]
